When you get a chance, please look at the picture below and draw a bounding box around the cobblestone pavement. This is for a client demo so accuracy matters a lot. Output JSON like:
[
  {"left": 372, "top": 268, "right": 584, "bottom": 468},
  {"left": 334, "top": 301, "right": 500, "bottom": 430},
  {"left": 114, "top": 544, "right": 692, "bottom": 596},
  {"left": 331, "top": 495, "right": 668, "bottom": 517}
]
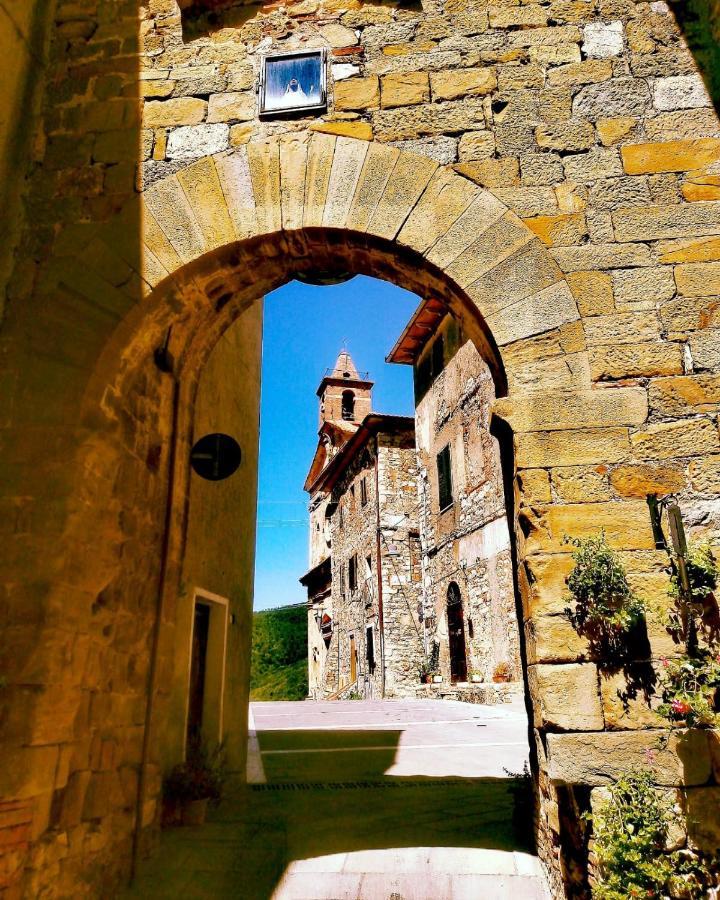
[{"left": 125, "top": 699, "right": 550, "bottom": 899}]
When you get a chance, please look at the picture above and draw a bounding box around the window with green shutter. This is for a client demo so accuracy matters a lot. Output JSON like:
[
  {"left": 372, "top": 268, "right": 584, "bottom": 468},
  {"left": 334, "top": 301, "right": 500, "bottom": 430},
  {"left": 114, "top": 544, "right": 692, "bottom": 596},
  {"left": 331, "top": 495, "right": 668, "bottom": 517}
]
[{"left": 437, "top": 444, "right": 453, "bottom": 511}]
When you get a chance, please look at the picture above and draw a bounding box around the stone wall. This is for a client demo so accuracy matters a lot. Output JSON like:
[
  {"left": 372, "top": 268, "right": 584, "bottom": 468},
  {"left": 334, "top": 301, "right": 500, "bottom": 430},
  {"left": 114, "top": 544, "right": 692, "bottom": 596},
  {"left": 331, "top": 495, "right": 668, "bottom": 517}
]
[
  {"left": 321, "top": 431, "right": 423, "bottom": 698},
  {"left": 376, "top": 434, "right": 426, "bottom": 697},
  {"left": 414, "top": 317, "right": 521, "bottom": 683},
  {"left": 326, "top": 441, "right": 381, "bottom": 696},
  {"left": 1, "top": 0, "right": 720, "bottom": 894}
]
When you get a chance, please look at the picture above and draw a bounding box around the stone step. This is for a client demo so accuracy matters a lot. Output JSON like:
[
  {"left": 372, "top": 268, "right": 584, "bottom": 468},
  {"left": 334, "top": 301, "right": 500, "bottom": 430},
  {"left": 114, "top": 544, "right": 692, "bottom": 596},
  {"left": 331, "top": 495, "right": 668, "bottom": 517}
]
[{"left": 272, "top": 871, "right": 550, "bottom": 900}]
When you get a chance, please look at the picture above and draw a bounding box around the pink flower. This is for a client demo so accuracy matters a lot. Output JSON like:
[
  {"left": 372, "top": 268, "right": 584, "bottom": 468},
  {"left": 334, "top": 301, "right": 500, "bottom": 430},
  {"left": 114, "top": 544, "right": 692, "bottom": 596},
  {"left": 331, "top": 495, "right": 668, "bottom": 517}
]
[
  {"left": 671, "top": 699, "right": 692, "bottom": 716},
  {"left": 661, "top": 658, "right": 669, "bottom": 668},
  {"left": 644, "top": 748, "right": 657, "bottom": 765}
]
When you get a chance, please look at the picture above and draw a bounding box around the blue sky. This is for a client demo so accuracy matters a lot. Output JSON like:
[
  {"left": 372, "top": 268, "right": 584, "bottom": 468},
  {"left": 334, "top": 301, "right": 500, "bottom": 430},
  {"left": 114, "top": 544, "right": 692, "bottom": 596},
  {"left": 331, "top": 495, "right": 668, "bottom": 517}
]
[{"left": 253, "top": 275, "right": 419, "bottom": 611}]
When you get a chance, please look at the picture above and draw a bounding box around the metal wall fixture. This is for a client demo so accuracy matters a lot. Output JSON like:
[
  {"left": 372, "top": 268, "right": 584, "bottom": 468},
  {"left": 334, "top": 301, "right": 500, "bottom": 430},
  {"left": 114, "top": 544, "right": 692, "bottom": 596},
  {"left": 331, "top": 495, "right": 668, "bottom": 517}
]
[{"left": 257, "top": 48, "right": 328, "bottom": 117}]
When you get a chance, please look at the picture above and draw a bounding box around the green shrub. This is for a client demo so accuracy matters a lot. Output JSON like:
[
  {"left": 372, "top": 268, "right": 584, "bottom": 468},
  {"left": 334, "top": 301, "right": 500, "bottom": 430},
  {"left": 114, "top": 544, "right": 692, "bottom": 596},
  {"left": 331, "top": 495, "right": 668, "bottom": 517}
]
[
  {"left": 658, "top": 650, "right": 720, "bottom": 727},
  {"left": 564, "top": 532, "right": 645, "bottom": 660},
  {"left": 590, "top": 769, "right": 718, "bottom": 900}
]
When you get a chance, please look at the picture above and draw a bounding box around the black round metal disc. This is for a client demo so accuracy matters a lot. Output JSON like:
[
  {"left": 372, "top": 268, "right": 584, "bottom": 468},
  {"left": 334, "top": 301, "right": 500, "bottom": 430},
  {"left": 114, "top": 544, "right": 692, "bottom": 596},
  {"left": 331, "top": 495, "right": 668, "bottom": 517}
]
[{"left": 190, "top": 433, "right": 241, "bottom": 481}]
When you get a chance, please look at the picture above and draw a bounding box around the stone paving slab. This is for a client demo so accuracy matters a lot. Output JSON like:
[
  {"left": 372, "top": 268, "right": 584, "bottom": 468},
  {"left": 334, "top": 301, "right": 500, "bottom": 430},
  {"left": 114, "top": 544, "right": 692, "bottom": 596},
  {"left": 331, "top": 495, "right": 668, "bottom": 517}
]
[{"left": 124, "top": 700, "right": 550, "bottom": 899}]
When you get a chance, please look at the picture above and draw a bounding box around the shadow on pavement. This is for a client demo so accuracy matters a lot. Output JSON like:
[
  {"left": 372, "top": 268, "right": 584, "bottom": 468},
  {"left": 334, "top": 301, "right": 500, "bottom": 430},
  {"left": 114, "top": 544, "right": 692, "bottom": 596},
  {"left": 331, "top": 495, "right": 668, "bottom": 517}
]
[{"left": 125, "top": 729, "right": 535, "bottom": 899}]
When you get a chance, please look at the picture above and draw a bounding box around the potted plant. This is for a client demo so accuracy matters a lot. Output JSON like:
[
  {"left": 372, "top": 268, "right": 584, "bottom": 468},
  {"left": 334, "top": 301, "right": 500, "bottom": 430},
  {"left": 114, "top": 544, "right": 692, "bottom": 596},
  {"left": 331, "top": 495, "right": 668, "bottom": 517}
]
[
  {"left": 432, "top": 672, "right": 443, "bottom": 683},
  {"left": 492, "top": 661, "right": 512, "bottom": 683},
  {"left": 469, "top": 670, "right": 482, "bottom": 684},
  {"left": 163, "top": 741, "right": 227, "bottom": 826}
]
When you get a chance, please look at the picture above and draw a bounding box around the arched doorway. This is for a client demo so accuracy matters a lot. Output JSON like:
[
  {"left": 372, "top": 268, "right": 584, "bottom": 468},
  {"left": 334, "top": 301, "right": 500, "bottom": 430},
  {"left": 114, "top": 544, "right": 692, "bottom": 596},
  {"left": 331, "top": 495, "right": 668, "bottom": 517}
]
[
  {"left": 446, "top": 582, "right": 468, "bottom": 685},
  {"left": 4, "top": 134, "right": 658, "bottom": 897}
]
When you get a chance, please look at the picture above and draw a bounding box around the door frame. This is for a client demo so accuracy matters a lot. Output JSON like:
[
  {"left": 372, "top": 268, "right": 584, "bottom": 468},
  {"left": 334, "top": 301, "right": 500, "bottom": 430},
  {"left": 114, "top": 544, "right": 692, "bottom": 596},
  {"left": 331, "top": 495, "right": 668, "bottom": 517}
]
[{"left": 183, "top": 588, "right": 230, "bottom": 754}]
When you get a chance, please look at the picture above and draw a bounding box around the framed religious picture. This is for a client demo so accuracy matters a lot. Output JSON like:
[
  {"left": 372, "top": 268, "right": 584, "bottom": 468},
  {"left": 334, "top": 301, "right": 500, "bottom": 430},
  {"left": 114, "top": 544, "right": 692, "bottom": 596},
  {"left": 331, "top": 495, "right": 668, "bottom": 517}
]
[{"left": 258, "top": 48, "right": 328, "bottom": 117}]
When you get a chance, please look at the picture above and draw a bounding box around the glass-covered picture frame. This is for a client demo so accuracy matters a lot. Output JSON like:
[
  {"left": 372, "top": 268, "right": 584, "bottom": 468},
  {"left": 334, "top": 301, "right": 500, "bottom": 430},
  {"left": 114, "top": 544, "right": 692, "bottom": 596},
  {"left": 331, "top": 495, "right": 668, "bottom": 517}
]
[{"left": 259, "top": 49, "right": 328, "bottom": 117}]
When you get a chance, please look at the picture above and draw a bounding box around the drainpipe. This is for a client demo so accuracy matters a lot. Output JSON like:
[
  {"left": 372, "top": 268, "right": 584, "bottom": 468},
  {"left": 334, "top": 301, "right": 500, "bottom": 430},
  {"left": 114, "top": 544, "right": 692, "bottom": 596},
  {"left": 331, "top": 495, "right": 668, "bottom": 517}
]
[
  {"left": 374, "top": 435, "right": 386, "bottom": 699},
  {"left": 131, "top": 362, "right": 180, "bottom": 882}
]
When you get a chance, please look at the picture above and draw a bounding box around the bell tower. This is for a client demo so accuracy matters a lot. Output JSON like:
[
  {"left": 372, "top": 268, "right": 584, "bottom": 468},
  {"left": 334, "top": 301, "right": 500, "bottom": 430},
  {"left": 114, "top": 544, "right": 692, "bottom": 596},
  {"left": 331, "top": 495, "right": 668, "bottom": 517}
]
[{"left": 317, "top": 349, "right": 373, "bottom": 427}]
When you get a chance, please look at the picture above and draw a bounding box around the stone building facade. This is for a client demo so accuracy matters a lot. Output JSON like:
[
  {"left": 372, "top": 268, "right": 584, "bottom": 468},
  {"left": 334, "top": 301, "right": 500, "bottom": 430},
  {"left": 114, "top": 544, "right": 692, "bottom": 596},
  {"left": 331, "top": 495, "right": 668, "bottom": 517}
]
[
  {"left": 302, "top": 352, "right": 424, "bottom": 699},
  {"left": 389, "top": 306, "right": 522, "bottom": 685},
  {"left": 2, "top": 0, "right": 720, "bottom": 894}
]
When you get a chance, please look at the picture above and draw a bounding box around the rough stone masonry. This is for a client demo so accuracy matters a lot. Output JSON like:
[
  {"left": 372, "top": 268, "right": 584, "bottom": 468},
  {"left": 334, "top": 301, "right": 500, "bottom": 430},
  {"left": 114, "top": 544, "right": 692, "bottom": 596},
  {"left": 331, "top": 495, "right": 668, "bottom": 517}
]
[{"left": 1, "top": 0, "right": 720, "bottom": 897}]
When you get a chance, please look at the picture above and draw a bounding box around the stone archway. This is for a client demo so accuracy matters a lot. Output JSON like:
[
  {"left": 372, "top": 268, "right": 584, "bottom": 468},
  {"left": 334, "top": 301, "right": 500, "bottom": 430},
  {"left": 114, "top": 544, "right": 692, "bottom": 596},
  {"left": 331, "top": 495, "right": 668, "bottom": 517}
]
[{"left": 2, "top": 134, "right": 696, "bottom": 897}]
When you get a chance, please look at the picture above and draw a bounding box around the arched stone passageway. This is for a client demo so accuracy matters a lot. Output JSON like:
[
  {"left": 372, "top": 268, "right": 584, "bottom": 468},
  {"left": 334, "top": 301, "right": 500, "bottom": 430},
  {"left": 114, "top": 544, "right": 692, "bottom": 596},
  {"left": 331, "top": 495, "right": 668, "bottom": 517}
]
[{"left": 2, "top": 133, "right": 718, "bottom": 898}]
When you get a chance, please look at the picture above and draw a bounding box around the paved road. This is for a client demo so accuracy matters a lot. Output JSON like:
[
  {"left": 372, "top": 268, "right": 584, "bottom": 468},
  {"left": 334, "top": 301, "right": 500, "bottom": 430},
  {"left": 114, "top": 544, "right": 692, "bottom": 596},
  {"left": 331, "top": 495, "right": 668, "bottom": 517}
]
[
  {"left": 127, "top": 698, "right": 550, "bottom": 900},
  {"left": 249, "top": 697, "right": 532, "bottom": 782}
]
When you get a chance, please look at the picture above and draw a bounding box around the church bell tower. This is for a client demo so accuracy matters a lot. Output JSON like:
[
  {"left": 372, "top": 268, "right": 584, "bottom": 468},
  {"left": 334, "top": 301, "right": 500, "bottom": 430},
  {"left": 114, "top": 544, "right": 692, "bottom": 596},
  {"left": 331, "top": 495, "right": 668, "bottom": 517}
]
[{"left": 316, "top": 349, "right": 374, "bottom": 427}]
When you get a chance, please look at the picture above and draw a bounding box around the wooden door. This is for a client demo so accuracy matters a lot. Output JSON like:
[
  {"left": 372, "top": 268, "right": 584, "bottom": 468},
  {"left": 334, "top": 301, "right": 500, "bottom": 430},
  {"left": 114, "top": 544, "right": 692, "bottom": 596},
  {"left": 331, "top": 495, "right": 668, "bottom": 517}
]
[
  {"left": 447, "top": 584, "right": 467, "bottom": 684},
  {"left": 349, "top": 634, "right": 357, "bottom": 683}
]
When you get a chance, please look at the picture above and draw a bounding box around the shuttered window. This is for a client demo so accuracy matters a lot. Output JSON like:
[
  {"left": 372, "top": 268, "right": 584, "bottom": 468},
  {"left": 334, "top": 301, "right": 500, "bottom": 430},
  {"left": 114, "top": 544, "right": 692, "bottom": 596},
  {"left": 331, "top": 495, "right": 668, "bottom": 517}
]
[
  {"left": 437, "top": 444, "right": 453, "bottom": 511},
  {"left": 349, "top": 554, "right": 357, "bottom": 592}
]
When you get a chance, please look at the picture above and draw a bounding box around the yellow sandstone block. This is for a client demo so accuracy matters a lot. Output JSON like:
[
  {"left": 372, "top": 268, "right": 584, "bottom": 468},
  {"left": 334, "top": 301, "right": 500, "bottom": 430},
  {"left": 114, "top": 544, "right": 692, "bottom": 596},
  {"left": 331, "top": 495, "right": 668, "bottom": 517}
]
[
  {"left": 525, "top": 213, "right": 587, "bottom": 247},
  {"left": 621, "top": 138, "right": 720, "bottom": 175},
  {"left": 309, "top": 120, "right": 373, "bottom": 140},
  {"left": 382, "top": 41, "right": 436, "bottom": 56},
  {"left": 630, "top": 419, "right": 720, "bottom": 461},
  {"left": 523, "top": 501, "right": 657, "bottom": 554},
  {"left": 143, "top": 98, "right": 206, "bottom": 127},
  {"left": 596, "top": 117, "right": 638, "bottom": 147},
  {"left": 659, "top": 236, "right": 720, "bottom": 264},
  {"left": 177, "top": 157, "right": 236, "bottom": 250},
  {"left": 380, "top": 72, "right": 430, "bottom": 109},
  {"left": 689, "top": 456, "right": 720, "bottom": 494},
  {"left": 682, "top": 183, "right": 720, "bottom": 202},
  {"left": 430, "top": 68, "right": 497, "bottom": 101},
  {"left": 609, "top": 464, "right": 686, "bottom": 498},
  {"left": 516, "top": 428, "right": 631, "bottom": 468},
  {"left": 333, "top": 77, "right": 380, "bottom": 111},
  {"left": 675, "top": 261, "right": 720, "bottom": 297},
  {"left": 566, "top": 270, "right": 614, "bottom": 316}
]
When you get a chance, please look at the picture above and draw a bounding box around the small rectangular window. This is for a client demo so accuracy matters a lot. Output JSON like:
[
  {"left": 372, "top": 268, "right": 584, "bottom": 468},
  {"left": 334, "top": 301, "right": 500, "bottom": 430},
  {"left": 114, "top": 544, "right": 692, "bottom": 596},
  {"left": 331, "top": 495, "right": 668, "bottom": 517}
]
[
  {"left": 431, "top": 334, "right": 444, "bottom": 379},
  {"left": 339, "top": 503, "right": 344, "bottom": 529},
  {"left": 365, "top": 554, "right": 372, "bottom": 579},
  {"left": 349, "top": 554, "right": 357, "bottom": 592},
  {"left": 437, "top": 444, "right": 453, "bottom": 511},
  {"left": 360, "top": 476, "right": 368, "bottom": 506}
]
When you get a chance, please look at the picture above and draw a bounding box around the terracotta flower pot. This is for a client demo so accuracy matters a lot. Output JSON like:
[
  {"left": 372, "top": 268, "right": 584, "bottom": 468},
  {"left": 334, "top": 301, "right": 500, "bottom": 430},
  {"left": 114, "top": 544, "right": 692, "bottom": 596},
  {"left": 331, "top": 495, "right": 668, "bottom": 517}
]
[{"left": 182, "top": 798, "right": 209, "bottom": 826}]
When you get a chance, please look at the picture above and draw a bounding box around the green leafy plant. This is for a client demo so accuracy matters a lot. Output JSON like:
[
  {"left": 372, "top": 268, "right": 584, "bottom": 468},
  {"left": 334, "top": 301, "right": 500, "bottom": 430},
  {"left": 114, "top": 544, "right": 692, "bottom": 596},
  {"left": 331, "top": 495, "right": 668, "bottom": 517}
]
[
  {"left": 660, "top": 541, "right": 720, "bottom": 728},
  {"left": 658, "top": 650, "right": 720, "bottom": 727},
  {"left": 163, "top": 741, "right": 227, "bottom": 805},
  {"left": 589, "top": 769, "right": 718, "bottom": 900},
  {"left": 666, "top": 541, "right": 719, "bottom": 644},
  {"left": 590, "top": 769, "right": 676, "bottom": 899},
  {"left": 564, "top": 532, "right": 645, "bottom": 660}
]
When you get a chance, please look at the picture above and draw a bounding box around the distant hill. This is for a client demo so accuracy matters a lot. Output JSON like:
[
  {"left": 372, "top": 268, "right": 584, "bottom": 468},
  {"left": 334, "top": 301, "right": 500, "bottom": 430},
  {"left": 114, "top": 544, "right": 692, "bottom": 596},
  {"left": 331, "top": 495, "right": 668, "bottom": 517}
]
[{"left": 250, "top": 603, "right": 308, "bottom": 701}]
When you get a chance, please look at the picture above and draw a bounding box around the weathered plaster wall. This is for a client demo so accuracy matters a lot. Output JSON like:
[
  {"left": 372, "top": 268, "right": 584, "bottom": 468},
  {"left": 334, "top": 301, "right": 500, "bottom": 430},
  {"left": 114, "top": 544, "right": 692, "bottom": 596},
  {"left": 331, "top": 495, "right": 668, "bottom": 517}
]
[
  {"left": 164, "top": 301, "right": 262, "bottom": 775},
  {"left": 414, "top": 318, "right": 522, "bottom": 683}
]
